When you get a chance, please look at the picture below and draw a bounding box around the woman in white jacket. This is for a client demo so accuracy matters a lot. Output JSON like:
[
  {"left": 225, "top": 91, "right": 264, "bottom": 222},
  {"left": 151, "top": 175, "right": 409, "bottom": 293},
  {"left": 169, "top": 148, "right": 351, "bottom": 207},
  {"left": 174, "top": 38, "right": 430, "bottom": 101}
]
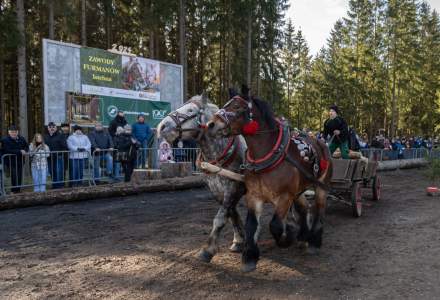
[{"left": 67, "top": 125, "right": 91, "bottom": 187}]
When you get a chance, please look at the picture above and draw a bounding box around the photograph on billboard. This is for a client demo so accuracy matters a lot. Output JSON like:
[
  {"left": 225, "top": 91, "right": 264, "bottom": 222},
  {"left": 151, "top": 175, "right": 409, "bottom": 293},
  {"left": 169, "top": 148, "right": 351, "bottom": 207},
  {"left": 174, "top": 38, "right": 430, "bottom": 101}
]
[
  {"left": 121, "top": 56, "right": 160, "bottom": 99},
  {"left": 66, "top": 92, "right": 102, "bottom": 126}
]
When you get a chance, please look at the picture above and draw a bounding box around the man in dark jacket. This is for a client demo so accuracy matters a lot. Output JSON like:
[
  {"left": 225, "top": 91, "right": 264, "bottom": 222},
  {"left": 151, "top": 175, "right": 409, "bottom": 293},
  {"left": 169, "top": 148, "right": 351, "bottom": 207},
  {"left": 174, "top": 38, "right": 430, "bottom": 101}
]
[
  {"left": 114, "top": 125, "right": 139, "bottom": 182},
  {"left": 88, "top": 122, "right": 114, "bottom": 182},
  {"left": 132, "top": 113, "right": 152, "bottom": 168},
  {"left": 323, "top": 105, "right": 349, "bottom": 159},
  {"left": 1, "top": 125, "right": 28, "bottom": 193},
  {"left": 109, "top": 111, "right": 128, "bottom": 138},
  {"left": 44, "top": 122, "right": 68, "bottom": 188}
]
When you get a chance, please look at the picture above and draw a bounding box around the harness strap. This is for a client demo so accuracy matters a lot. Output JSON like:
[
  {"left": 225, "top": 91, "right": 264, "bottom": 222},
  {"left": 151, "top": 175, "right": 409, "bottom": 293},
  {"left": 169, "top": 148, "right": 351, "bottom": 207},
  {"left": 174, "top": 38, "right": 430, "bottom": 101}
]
[
  {"left": 246, "top": 122, "right": 283, "bottom": 164},
  {"left": 198, "top": 137, "right": 239, "bottom": 169},
  {"left": 285, "top": 154, "right": 330, "bottom": 191}
]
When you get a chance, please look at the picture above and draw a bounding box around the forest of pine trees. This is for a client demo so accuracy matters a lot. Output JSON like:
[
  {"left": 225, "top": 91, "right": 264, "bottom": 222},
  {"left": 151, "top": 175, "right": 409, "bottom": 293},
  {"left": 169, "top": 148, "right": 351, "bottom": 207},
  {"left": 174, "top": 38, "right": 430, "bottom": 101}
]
[{"left": 1, "top": 0, "right": 440, "bottom": 139}]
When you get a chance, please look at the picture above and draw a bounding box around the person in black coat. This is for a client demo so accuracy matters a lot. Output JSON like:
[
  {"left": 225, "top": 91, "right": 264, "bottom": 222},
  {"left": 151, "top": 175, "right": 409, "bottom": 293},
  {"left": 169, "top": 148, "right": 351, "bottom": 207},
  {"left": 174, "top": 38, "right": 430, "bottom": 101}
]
[
  {"left": 108, "top": 111, "right": 128, "bottom": 138},
  {"left": 0, "top": 125, "right": 29, "bottom": 193},
  {"left": 44, "top": 122, "right": 68, "bottom": 188},
  {"left": 114, "top": 125, "right": 139, "bottom": 182},
  {"left": 323, "top": 105, "right": 349, "bottom": 159}
]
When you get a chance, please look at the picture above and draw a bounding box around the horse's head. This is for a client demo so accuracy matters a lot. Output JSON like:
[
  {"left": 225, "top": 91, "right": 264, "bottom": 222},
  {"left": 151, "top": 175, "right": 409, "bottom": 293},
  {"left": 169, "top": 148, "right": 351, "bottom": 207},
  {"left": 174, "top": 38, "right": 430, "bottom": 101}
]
[
  {"left": 158, "top": 93, "right": 218, "bottom": 144},
  {"left": 208, "top": 85, "right": 261, "bottom": 137}
]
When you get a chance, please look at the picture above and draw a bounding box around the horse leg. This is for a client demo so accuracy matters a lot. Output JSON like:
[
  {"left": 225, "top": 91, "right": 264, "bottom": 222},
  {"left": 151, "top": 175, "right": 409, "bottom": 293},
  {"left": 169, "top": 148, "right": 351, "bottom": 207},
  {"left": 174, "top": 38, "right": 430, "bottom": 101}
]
[
  {"left": 241, "top": 198, "right": 263, "bottom": 273},
  {"left": 228, "top": 206, "right": 245, "bottom": 253},
  {"left": 270, "top": 196, "right": 296, "bottom": 248},
  {"left": 198, "top": 206, "right": 227, "bottom": 263},
  {"left": 308, "top": 187, "right": 327, "bottom": 250},
  {"left": 294, "top": 193, "right": 312, "bottom": 249}
]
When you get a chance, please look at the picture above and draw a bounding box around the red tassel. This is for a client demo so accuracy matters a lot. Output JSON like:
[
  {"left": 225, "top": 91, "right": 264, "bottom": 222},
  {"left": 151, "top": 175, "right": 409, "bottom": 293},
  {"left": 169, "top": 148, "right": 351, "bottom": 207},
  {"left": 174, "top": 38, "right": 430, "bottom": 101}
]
[
  {"left": 242, "top": 120, "right": 259, "bottom": 135},
  {"left": 320, "top": 159, "right": 329, "bottom": 171}
]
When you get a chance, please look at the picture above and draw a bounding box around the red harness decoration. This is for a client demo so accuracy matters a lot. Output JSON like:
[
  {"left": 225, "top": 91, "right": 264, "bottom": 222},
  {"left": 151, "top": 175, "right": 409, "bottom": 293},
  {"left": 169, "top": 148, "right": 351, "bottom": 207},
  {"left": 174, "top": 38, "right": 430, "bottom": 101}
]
[
  {"left": 320, "top": 158, "right": 329, "bottom": 171},
  {"left": 245, "top": 122, "right": 291, "bottom": 173},
  {"left": 209, "top": 137, "right": 238, "bottom": 168}
]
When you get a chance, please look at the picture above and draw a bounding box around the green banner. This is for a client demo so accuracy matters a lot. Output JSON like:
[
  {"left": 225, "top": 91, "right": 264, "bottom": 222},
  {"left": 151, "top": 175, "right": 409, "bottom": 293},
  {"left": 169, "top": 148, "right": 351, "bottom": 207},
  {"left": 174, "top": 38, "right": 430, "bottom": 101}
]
[
  {"left": 99, "top": 96, "right": 170, "bottom": 127},
  {"left": 80, "top": 47, "right": 122, "bottom": 88}
]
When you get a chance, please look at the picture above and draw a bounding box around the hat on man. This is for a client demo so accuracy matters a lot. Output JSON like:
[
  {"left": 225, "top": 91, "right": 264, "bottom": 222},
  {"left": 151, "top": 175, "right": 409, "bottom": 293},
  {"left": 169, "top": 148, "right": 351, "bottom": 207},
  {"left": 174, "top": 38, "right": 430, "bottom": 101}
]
[
  {"left": 138, "top": 113, "right": 145, "bottom": 119},
  {"left": 48, "top": 121, "right": 56, "bottom": 127},
  {"left": 61, "top": 123, "right": 70, "bottom": 128},
  {"left": 8, "top": 125, "right": 18, "bottom": 131},
  {"left": 329, "top": 105, "right": 340, "bottom": 115},
  {"left": 72, "top": 125, "right": 82, "bottom": 132}
]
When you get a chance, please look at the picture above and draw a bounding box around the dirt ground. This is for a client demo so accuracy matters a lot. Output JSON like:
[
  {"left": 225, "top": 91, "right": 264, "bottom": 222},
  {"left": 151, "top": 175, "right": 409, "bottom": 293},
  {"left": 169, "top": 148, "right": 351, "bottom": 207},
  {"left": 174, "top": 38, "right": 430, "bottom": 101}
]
[{"left": 1, "top": 169, "right": 439, "bottom": 300}]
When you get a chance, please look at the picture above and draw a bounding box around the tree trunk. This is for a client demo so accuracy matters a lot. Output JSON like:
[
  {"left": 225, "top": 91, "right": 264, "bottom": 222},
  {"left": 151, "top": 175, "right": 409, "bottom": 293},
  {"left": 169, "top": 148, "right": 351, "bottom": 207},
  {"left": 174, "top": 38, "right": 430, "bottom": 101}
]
[
  {"left": 16, "top": 0, "right": 28, "bottom": 139},
  {"left": 48, "top": 0, "right": 54, "bottom": 39},
  {"left": 0, "top": 59, "right": 5, "bottom": 136},
  {"left": 81, "top": 0, "right": 87, "bottom": 46},
  {"left": 246, "top": 10, "right": 252, "bottom": 88},
  {"left": 149, "top": 30, "right": 155, "bottom": 58},
  {"left": 179, "top": 0, "right": 187, "bottom": 101},
  {"left": 105, "top": 0, "right": 112, "bottom": 49}
]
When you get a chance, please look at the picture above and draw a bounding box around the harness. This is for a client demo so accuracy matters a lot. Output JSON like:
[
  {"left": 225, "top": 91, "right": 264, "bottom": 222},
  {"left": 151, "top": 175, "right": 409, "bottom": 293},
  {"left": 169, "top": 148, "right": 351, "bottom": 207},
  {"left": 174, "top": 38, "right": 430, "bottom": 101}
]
[
  {"left": 167, "top": 100, "right": 206, "bottom": 140},
  {"left": 216, "top": 95, "right": 330, "bottom": 190},
  {"left": 198, "top": 137, "right": 240, "bottom": 169},
  {"left": 243, "top": 122, "right": 290, "bottom": 173}
]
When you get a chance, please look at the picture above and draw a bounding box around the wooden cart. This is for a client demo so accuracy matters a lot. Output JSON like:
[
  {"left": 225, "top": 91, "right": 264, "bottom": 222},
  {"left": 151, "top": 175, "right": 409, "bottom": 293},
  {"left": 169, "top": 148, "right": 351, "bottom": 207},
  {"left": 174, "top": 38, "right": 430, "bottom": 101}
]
[{"left": 329, "top": 157, "right": 381, "bottom": 217}]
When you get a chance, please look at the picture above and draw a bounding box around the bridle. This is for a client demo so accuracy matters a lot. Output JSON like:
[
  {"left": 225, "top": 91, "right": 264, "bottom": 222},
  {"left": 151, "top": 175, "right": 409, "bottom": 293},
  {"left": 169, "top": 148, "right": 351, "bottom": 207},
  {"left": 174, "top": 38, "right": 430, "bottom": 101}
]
[
  {"left": 215, "top": 95, "right": 252, "bottom": 127},
  {"left": 167, "top": 100, "right": 207, "bottom": 140}
]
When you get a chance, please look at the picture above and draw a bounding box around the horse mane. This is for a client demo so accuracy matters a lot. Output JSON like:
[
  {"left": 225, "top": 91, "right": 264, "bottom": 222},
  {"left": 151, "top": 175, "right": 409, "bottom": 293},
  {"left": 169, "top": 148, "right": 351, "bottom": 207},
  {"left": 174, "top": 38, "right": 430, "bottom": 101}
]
[
  {"left": 251, "top": 97, "right": 277, "bottom": 130},
  {"left": 187, "top": 95, "right": 219, "bottom": 113}
]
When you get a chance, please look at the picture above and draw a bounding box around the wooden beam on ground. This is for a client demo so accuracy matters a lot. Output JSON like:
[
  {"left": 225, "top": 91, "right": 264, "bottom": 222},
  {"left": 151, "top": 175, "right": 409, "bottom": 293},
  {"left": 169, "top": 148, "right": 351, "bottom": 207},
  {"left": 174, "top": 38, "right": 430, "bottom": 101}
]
[{"left": 0, "top": 176, "right": 205, "bottom": 211}]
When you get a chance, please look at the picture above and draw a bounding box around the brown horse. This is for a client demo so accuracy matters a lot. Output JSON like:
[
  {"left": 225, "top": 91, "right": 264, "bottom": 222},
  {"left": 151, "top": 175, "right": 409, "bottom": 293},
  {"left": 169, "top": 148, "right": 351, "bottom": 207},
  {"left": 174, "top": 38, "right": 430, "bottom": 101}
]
[{"left": 207, "top": 86, "right": 333, "bottom": 272}]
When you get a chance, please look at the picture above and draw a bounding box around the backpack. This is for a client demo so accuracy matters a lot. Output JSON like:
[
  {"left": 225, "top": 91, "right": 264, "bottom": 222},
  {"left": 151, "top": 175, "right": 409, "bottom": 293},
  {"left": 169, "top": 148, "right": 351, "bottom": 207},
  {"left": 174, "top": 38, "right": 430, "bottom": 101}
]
[{"left": 348, "top": 128, "right": 361, "bottom": 151}]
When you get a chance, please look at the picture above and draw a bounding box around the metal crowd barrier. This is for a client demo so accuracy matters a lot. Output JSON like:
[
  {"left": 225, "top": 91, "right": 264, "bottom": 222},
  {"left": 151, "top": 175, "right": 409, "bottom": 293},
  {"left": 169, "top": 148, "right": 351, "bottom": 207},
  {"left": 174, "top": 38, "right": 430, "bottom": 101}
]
[
  {"left": 1, "top": 150, "right": 94, "bottom": 195},
  {"left": 135, "top": 147, "right": 201, "bottom": 172},
  {"left": 360, "top": 148, "right": 431, "bottom": 161},
  {"left": 0, "top": 147, "right": 203, "bottom": 196}
]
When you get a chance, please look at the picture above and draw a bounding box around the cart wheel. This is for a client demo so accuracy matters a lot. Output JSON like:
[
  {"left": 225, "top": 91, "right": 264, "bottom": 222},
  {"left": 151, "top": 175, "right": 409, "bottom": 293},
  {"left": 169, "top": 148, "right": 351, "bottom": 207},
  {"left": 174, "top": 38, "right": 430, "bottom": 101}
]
[
  {"left": 372, "top": 176, "right": 381, "bottom": 201},
  {"left": 351, "top": 182, "right": 362, "bottom": 217}
]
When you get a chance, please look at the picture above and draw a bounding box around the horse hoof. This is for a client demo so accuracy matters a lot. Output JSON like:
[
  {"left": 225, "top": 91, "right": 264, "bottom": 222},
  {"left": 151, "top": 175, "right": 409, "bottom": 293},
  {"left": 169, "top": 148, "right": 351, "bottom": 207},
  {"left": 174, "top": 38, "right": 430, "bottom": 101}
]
[
  {"left": 241, "top": 262, "right": 257, "bottom": 273},
  {"left": 198, "top": 250, "right": 213, "bottom": 263},
  {"left": 298, "top": 241, "right": 309, "bottom": 250},
  {"left": 304, "top": 246, "right": 320, "bottom": 256},
  {"left": 229, "top": 243, "right": 243, "bottom": 253}
]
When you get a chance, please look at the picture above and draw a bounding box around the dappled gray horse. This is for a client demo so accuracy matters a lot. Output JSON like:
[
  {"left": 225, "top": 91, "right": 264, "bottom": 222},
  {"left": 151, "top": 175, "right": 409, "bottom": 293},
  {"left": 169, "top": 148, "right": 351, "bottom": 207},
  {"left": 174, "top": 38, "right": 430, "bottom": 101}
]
[{"left": 157, "top": 94, "right": 247, "bottom": 262}]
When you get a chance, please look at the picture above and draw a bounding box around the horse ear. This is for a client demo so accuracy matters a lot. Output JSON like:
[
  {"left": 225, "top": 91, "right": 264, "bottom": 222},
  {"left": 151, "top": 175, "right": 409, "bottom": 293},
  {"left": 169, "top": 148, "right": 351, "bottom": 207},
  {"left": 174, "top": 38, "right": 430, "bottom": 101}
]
[
  {"left": 228, "top": 88, "right": 238, "bottom": 99},
  {"left": 201, "top": 91, "right": 208, "bottom": 106},
  {"left": 241, "top": 84, "right": 250, "bottom": 98}
]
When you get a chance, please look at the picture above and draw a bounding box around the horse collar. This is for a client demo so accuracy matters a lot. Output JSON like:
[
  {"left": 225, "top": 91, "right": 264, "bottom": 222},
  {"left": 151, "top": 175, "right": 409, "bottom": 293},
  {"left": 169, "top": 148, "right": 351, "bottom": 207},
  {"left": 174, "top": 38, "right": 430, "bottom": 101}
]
[
  {"left": 244, "top": 122, "right": 291, "bottom": 173},
  {"left": 199, "top": 137, "right": 238, "bottom": 168}
]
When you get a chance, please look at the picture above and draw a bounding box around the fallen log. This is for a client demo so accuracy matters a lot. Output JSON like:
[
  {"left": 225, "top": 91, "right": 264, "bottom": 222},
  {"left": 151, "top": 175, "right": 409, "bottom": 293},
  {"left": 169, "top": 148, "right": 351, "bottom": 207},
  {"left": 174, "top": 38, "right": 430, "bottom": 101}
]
[
  {"left": 200, "top": 162, "right": 245, "bottom": 182},
  {"left": 0, "top": 176, "right": 205, "bottom": 211},
  {"left": 377, "top": 158, "right": 428, "bottom": 171}
]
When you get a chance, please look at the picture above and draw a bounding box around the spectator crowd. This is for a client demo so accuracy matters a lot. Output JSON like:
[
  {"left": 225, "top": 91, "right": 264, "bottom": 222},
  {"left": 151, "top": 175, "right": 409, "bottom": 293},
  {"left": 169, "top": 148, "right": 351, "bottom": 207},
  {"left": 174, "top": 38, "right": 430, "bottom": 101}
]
[{"left": 0, "top": 111, "right": 159, "bottom": 194}]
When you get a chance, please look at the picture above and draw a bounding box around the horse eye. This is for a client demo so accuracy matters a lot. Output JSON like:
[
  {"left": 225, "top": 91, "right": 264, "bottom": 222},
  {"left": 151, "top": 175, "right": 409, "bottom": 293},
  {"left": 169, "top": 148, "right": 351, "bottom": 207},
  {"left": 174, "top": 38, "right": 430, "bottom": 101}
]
[{"left": 188, "top": 109, "right": 193, "bottom": 112}]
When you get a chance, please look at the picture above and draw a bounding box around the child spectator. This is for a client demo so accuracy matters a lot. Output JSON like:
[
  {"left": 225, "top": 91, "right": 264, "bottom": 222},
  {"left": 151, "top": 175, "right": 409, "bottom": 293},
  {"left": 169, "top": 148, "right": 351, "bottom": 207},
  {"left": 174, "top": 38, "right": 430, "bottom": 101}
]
[{"left": 159, "top": 141, "right": 174, "bottom": 163}]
